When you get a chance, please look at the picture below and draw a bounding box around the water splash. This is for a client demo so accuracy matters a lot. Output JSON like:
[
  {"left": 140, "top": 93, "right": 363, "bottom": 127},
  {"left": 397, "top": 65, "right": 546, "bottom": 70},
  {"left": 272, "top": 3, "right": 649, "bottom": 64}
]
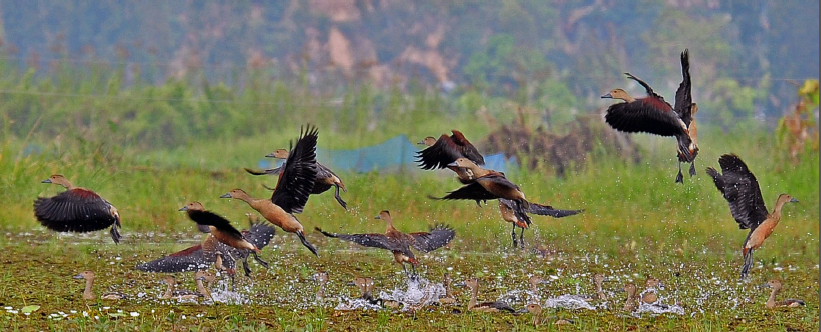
[
  {"left": 543, "top": 295, "right": 596, "bottom": 310},
  {"left": 377, "top": 277, "right": 445, "bottom": 311}
]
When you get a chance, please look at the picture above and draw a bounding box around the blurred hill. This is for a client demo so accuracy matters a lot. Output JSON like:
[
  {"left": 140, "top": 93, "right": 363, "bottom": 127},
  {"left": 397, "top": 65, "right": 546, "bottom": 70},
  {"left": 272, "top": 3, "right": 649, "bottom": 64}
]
[{"left": 0, "top": 0, "right": 817, "bottom": 147}]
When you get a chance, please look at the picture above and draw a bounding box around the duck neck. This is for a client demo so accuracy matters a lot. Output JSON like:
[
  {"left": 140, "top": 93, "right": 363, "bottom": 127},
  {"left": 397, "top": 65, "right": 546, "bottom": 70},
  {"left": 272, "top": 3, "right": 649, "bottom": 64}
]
[
  {"left": 465, "top": 164, "right": 490, "bottom": 177},
  {"left": 233, "top": 191, "right": 259, "bottom": 207},
  {"left": 468, "top": 286, "right": 479, "bottom": 309},
  {"left": 196, "top": 279, "right": 211, "bottom": 299},
  {"left": 770, "top": 197, "right": 791, "bottom": 220},
  {"left": 83, "top": 278, "right": 95, "bottom": 299},
  {"left": 596, "top": 282, "right": 606, "bottom": 300},
  {"left": 163, "top": 282, "right": 174, "bottom": 299},
  {"left": 316, "top": 283, "right": 326, "bottom": 300},
  {"left": 383, "top": 217, "right": 397, "bottom": 234},
  {"left": 767, "top": 286, "right": 780, "bottom": 307}
]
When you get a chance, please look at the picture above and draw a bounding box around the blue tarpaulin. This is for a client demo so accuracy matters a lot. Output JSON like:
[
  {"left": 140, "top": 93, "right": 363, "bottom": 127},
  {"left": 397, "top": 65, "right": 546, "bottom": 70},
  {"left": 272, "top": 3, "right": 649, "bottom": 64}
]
[{"left": 258, "top": 134, "right": 517, "bottom": 173}]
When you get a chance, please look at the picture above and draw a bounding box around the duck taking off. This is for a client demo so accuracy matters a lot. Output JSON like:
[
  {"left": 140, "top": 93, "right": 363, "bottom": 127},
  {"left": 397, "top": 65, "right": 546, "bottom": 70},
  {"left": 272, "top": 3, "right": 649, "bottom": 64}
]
[
  {"left": 602, "top": 49, "right": 698, "bottom": 183},
  {"left": 34, "top": 174, "right": 122, "bottom": 243},
  {"left": 706, "top": 154, "right": 799, "bottom": 279}
]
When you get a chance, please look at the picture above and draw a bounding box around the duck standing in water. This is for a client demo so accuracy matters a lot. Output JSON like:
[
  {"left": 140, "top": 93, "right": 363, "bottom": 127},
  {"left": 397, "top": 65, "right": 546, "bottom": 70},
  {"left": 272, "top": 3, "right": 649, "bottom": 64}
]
[
  {"left": 455, "top": 278, "right": 516, "bottom": 313},
  {"left": 222, "top": 125, "right": 320, "bottom": 256},
  {"left": 602, "top": 49, "right": 698, "bottom": 183},
  {"left": 34, "top": 175, "right": 122, "bottom": 243},
  {"left": 761, "top": 279, "right": 805, "bottom": 309},
  {"left": 316, "top": 210, "right": 455, "bottom": 277},
  {"left": 706, "top": 154, "right": 799, "bottom": 279},
  {"left": 622, "top": 283, "right": 639, "bottom": 312}
]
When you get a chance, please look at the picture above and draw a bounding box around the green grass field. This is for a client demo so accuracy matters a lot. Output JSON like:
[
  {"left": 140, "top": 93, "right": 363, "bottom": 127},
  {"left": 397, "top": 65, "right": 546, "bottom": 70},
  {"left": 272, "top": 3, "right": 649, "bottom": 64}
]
[{"left": 0, "top": 125, "right": 818, "bottom": 331}]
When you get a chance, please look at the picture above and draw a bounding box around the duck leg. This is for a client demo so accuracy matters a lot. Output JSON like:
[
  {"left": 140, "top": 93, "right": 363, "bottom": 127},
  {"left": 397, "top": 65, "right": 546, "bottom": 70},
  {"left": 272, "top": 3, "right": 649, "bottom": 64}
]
[
  {"left": 296, "top": 230, "right": 319, "bottom": 257},
  {"left": 333, "top": 184, "right": 348, "bottom": 210},
  {"left": 675, "top": 162, "right": 684, "bottom": 183},
  {"left": 511, "top": 223, "right": 518, "bottom": 248},
  {"left": 741, "top": 248, "right": 754, "bottom": 280},
  {"left": 241, "top": 257, "right": 252, "bottom": 277},
  {"left": 251, "top": 251, "right": 269, "bottom": 268},
  {"left": 688, "top": 161, "right": 696, "bottom": 177},
  {"left": 518, "top": 226, "right": 526, "bottom": 250}
]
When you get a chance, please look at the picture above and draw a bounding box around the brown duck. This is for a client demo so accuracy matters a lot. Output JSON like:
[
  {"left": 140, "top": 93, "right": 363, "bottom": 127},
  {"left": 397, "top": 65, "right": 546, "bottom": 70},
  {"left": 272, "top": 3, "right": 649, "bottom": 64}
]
[
  {"left": 416, "top": 130, "right": 485, "bottom": 183},
  {"left": 246, "top": 148, "right": 348, "bottom": 209},
  {"left": 602, "top": 49, "right": 698, "bottom": 183},
  {"left": 622, "top": 282, "right": 639, "bottom": 312},
  {"left": 136, "top": 213, "right": 274, "bottom": 277},
  {"left": 223, "top": 125, "right": 320, "bottom": 256},
  {"left": 498, "top": 197, "right": 583, "bottom": 249},
  {"left": 316, "top": 210, "right": 455, "bottom": 276},
  {"left": 706, "top": 154, "right": 799, "bottom": 279},
  {"left": 431, "top": 158, "right": 532, "bottom": 225},
  {"left": 179, "top": 202, "right": 264, "bottom": 263},
  {"left": 34, "top": 175, "right": 122, "bottom": 243},
  {"left": 455, "top": 278, "right": 515, "bottom": 313},
  {"left": 761, "top": 279, "right": 805, "bottom": 309}
]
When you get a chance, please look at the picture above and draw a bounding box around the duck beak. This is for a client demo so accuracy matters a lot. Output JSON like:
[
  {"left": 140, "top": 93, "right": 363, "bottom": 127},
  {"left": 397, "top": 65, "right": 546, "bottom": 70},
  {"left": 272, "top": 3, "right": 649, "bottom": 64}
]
[
  {"left": 42, "top": 178, "right": 52, "bottom": 184},
  {"left": 515, "top": 308, "right": 528, "bottom": 313},
  {"left": 790, "top": 198, "right": 799, "bottom": 203},
  {"left": 179, "top": 206, "right": 189, "bottom": 211},
  {"left": 447, "top": 161, "right": 459, "bottom": 167},
  {"left": 346, "top": 281, "right": 356, "bottom": 286},
  {"left": 601, "top": 93, "right": 613, "bottom": 99},
  {"left": 219, "top": 193, "right": 232, "bottom": 199},
  {"left": 374, "top": 215, "right": 381, "bottom": 220},
  {"left": 454, "top": 282, "right": 466, "bottom": 287},
  {"left": 73, "top": 274, "right": 84, "bottom": 279},
  {"left": 758, "top": 283, "right": 771, "bottom": 289},
  {"left": 264, "top": 152, "right": 276, "bottom": 158}
]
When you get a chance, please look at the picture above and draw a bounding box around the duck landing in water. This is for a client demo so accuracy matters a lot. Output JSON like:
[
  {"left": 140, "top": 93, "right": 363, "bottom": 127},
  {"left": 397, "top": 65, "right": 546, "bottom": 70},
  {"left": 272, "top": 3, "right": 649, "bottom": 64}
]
[
  {"left": 34, "top": 175, "right": 122, "bottom": 243},
  {"left": 136, "top": 213, "right": 275, "bottom": 278},
  {"left": 761, "top": 279, "right": 805, "bottom": 309},
  {"left": 316, "top": 210, "right": 455, "bottom": 278},
  {"left": 179, "top": 202, "right": 269, "bottom": 270},
  {"left": 455, "top": 278, "right": 516, "bottom": 313},
  {"left": 602, "top": 49, "right": 698, "bottom": 183},
  {"left": 73, "top": 271, "right": 127, "bottom": 300},
  {"left": 706, "top": 154, "right": 799, "bottom": 279},
  {"left": 498, "top": 197, "right": 582, "bottom": 249},
  {"left": 247, "top": 147, "right": 348, "bottom": 210}
]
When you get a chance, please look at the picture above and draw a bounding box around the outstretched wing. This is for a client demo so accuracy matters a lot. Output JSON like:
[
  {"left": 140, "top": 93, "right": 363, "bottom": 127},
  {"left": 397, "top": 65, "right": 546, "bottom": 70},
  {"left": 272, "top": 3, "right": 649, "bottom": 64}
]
[
  {"left": 604, "top": 101, "right": 686, "bottom": 137},
  {"left": 527, "top": 202, "right": 584, "bottom": 218},
  {"left": 673, "top": 49, "right": 693, "bottom": 127},
  {"left": 416, "top": 131, "right": 485, "bottom": 170},
  {"left": 625, "top": 73, "right": 671, "bottom": 109},
  {"left": 34, "top": 189, "right": 118, "bottom": 233},
  {"left": 135, "top": 245, "right": 213, "bottom": 272},
  {"left": 431, "top": 182, "right": 498, "bottom": 201},
  {"left": 409, "top": 224, "right": 455, "bottom": 252},
  {"left": 271, "top": 125, "right": 318, "bottom": 214},
  {"left": 243, "top": 219, "right": 277, "bottom": 250},
  {"left": 712, "top": 154, "right": 769, "bottom": 229},
  {"left": 187, "top": 210, "right": 244, "bottom": 239},
  {"left": 316, "top": 227, "right": 397, "bottom": 251},
  {"left": 244, "top": 167, "right": 283, "bottom": 176}
]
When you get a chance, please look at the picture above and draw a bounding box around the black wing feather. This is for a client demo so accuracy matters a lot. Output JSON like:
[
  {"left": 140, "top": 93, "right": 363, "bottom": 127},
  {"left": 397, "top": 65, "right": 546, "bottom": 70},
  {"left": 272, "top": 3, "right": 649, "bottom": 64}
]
[
  {"left": 34, "top": 191, "right": 118, "bottom": 233},
  {"left": 316, "top": 227, "right": 396, "bottom": 250},
  {"left": 674, "top": 49, "right": 693, "bottom": 127},
  {"left": 604, "top": 101, "right": 687, "bottom": 137},
  {"left": 432, "top": 182, "right": 498, "bottom": 202},
  {"left": 527, "top": 202, "right": 584, "bottom": 218},
  {"left": 186, "top": 210, "right": 244, "bottom": 239},
  {"left": 271, "top": 125, "right": 318, "bottom": 214},
  {"left": 708, "top": 154, "right": 769, "bottom": 229},
  {"left": 409, "top": 224, "right": 455, "bottom": 252}
]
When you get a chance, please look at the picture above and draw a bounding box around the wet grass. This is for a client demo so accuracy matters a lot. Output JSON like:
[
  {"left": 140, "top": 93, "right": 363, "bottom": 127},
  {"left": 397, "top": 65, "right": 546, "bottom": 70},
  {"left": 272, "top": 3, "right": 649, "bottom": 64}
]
[{"left": 0, "top": 128, "right": 818, "bottom": 331}]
